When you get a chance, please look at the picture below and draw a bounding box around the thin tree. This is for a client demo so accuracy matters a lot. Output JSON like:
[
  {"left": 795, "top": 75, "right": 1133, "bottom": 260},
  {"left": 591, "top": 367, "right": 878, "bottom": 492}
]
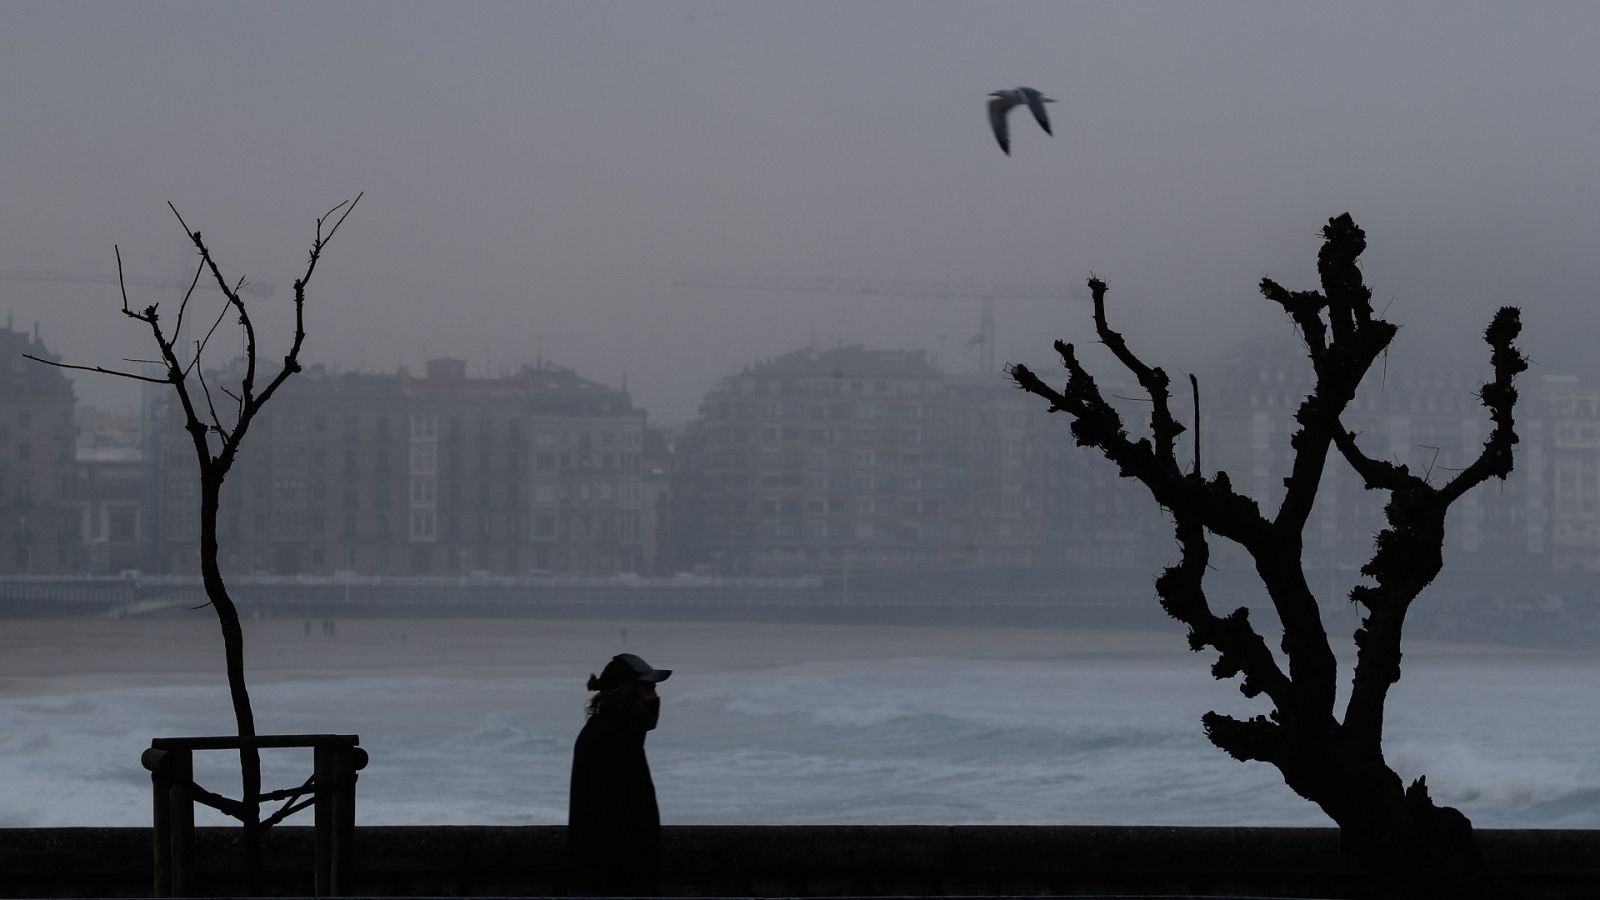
[
  {"left": 1009, "top": 214, "right": 1525, "bottom": 896},
  {"left": 28, "top": 195, "right": 361, "bottom": 872}
]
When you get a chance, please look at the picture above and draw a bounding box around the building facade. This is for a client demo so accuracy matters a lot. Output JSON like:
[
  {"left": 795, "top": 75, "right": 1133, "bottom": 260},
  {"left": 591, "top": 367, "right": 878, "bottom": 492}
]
[
  {"left": 155, "top": 359, "right": 645, "bottom": 577},
  {"left": 1546, "top": 375, "right": 1600, "bottom": 572},
  {"left": 0, "top": 334, "right": 1586, "bottom": 593},
  {"left": 1202, "top": 346, "right": 1548, "bottom": 575},
  {"left": 665, "top": 346, "right": 1146, "bottom": 576},
  {"left": 0, "top": 326, "right": 80, "bottom": 574},
  {"left": 75, "top": 408, "right": 144, "bottom": 574}
]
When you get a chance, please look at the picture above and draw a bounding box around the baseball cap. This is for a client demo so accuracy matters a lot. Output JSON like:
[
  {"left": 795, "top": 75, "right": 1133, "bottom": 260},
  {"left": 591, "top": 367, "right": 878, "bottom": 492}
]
[{"left": 587, "top": 653, "right": 673, "bottom": 691}]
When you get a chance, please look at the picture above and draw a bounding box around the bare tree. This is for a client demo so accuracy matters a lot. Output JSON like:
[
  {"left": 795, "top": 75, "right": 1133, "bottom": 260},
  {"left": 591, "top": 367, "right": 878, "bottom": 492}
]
[
  {"left": 1010, "top": 214, "right": 1525, "bottom": 896},
  {"left": 29, "top": 195, "right": 361, "bottom": 872}
]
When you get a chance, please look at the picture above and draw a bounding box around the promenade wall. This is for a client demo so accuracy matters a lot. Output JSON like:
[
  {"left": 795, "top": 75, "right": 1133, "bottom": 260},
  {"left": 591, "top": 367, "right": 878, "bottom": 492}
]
[{"left": 5, "top": 825, "right": 1600, "bottom": 898}]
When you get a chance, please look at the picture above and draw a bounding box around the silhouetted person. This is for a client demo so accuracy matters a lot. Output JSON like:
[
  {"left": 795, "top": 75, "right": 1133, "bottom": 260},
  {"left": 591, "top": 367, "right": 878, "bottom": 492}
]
[{"left": 567, "top": 652, "right": 671, "bottom": 896}]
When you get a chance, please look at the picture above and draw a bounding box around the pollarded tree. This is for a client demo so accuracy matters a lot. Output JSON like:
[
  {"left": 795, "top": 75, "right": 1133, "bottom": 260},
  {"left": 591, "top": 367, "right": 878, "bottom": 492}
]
[
  {"left": 1010, "top": 214, "right": 1525, "bottom": 897},
  {"left": 28, "top": 195, "right": 360, "bottom": 871}
]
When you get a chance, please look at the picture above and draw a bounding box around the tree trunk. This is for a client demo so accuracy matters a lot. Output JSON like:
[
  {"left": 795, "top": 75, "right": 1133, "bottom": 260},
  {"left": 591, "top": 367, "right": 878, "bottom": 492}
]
[
  {"left": 1281, "top": 740, "right": 1501, "bottom": 898},
  {"left": 200, "top": 474, "right": 262, "bottom": 886},
  {"left": 1011, "top": 218, "right": 1526, "bottom": 899}
]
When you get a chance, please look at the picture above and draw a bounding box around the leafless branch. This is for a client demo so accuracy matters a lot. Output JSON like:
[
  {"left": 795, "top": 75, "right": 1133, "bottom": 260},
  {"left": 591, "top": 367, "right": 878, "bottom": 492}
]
[
  {"left": 1266, "top": 216, "right": 1398, "bottom": 536},
  {"left": 114, "top": 246, "right": 140, "bottom": 321},
  {"left": 1158, "top": 509, "right": 1292, "bottom": 711},
  {"left": 186, "top": 297, "right": 235, "bottom": 377},
  {"left": 22, "top": 354, "right": 170, "bottom": 384},
  {"left": 1260, "top": 278, "right": 1328, "bottom": 361},
  {"left": 1338, "top": 306, "right": 1525, "bottom": 755},
  {"left": 1087, "top": 278, "right": 1186, "bottom": 463},
  {"left": 1012, "top": 303, "right": 1283, "bottom": 713},
  {"left": 195, "top": 352, "right": 232, "bottom": 442},
  {"left": 318, "top": 194, "right": 361, "bottom": 246},
  {"left": 1189, "top": 373, "right": 1200, "bottom": 476},
  {"left": 173, "top": 257, "right": 205, "bottom": 343},
  {"left": 1440, "top": 308, "right": 1526, "bottom": 505},
  {"left": 1419, "top": 445, "right": 1441, "bottom": 483},
  {"left": 228, "top": 192, "right": 362, "bottom": 467},
  {"left": 169, "top": 201, "right": 259, "bottom": 409},
  {"left": 1203, "top": 712, "right": 1285, "bottom": 764},
  {"left": 1332, "top": 427, "right": 1410, "bottom": 492},
  {"left": 221, "top": 385, "right": 244, "bottom": 421}
]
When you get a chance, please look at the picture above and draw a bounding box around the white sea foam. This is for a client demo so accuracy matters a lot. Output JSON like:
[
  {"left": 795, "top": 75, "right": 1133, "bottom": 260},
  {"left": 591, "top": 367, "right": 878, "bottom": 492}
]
[{"left": 3, "top": 627, "right": 1598, "bottom": 829}]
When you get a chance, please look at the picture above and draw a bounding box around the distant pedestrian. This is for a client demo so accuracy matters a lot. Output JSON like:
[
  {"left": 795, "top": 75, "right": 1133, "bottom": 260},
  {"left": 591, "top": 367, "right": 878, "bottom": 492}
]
[{"left": 567, "top": 652, "right": 671, "bottom": 896}]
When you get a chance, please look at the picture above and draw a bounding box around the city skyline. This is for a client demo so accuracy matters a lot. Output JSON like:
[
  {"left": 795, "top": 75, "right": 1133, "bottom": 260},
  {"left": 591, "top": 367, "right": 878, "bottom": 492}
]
[{"left": 4, "top": 321, "right": 1588, "bottom": 592}]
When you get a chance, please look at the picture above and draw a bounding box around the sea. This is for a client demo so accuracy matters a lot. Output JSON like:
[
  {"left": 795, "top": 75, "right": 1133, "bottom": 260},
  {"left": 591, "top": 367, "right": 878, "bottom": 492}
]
[{"left": 2, "top": 616, "right": 1598, "bottom": 830}]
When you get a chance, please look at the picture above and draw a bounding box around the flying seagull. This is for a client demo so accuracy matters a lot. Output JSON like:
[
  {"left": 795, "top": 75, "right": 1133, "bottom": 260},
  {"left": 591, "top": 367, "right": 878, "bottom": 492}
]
[{"left": 987, "top": 87, "right": 1055, "bottom": 156}]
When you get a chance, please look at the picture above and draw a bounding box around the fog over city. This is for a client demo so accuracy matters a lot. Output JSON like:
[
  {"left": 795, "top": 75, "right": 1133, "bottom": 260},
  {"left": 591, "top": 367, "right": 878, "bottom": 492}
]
[
  {"left": 8, "top": 1, "right": 1600, "bottom": 845},
  {"left": 4, "top": 2, "right": 1600, "bottom": 422}
]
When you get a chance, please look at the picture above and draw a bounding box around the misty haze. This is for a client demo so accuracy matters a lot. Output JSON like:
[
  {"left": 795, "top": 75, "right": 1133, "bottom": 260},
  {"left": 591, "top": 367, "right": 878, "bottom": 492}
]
[{"left": 5, "top": 3, "right": 1600, "bottom": 896}]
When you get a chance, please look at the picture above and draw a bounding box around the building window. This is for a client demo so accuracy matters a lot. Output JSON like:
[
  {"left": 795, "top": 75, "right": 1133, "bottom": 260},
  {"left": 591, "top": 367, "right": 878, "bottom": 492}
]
[
  {"left": 410, "top": 444, "right": 436, "bottom": 472},
  {"left": 411, "top": 477, "right": 435, "bottom": 503}
]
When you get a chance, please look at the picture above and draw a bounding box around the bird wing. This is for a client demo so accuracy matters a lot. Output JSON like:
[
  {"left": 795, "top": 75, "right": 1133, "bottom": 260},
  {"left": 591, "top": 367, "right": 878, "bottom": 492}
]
[
  {"left": 1020, "top": 88, "right": 1053, "bottom": 136},
  {"left": 987, "top": 96, "right": 1013, "bottom": 155}
]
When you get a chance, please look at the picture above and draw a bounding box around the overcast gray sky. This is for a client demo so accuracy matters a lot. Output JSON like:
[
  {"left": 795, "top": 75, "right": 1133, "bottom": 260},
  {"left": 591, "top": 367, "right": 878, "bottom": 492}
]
[{"left": 4, "top": 1, "right": 1598, "bottom": 424}]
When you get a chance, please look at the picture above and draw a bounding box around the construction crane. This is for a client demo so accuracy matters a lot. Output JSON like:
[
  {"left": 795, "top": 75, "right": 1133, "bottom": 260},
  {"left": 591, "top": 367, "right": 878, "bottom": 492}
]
[
  {"left": 672, "top": 273, "right": 1088, "bottom": 372},
  {"left": 0, "top": 266, "right": 276, "bottom": 297}
]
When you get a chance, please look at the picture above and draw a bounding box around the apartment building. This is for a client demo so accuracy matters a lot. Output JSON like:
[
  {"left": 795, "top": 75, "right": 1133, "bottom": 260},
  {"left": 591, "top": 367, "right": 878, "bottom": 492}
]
[
  {"left": 667, "top": 346, "right": 1125, "bottom": 576},
  {"left": 75, "top": 407, "right": 144, "bottom": 574},
  {"left": 1203, "top": 345, "right": 1547, "bottom": 573},
  {"left": 0, "top": 325, "right": 79, "bottom": 574},
  {"left": 155, "top": 358, "right": 645, "bottom": 576}
]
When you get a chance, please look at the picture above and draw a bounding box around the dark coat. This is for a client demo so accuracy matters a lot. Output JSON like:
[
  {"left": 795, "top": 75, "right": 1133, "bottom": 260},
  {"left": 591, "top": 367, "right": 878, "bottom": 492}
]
[{"left": 567, "top": 708, "right": 660, "bottom": 893}]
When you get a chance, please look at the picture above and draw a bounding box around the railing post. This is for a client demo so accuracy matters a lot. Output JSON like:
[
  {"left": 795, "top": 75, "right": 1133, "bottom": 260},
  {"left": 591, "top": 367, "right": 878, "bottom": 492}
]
[
  {"left": 313, "top": 745, "right": 333, "bottom": 896},
  {"left": 330, "top": 746, "right": 368, "bottom": 896},
  {"left": 142, "top": 747, "right": 171, "bottom": 897},
  {"left": 169, "top": 749, "right": 195, "bottom": 896}
]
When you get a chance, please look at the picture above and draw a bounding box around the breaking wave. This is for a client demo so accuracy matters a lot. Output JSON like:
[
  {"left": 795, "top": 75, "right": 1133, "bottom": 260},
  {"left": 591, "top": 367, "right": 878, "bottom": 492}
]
[{"left": 4, "top": 640, "right": 1599, "bottom": 829}]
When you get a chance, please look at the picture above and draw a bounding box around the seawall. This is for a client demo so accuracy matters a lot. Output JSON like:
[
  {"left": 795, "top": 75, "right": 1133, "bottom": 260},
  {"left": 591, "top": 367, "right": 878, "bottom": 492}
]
[{"left": 4, "top": 825, "right": 1599, "bottom": 898}]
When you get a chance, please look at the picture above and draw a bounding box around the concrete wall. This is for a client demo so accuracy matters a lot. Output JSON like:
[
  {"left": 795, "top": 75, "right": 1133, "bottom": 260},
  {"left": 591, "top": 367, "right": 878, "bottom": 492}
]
[{"left": 3, "top": 825, "right": 1598, "bottom": 898}]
